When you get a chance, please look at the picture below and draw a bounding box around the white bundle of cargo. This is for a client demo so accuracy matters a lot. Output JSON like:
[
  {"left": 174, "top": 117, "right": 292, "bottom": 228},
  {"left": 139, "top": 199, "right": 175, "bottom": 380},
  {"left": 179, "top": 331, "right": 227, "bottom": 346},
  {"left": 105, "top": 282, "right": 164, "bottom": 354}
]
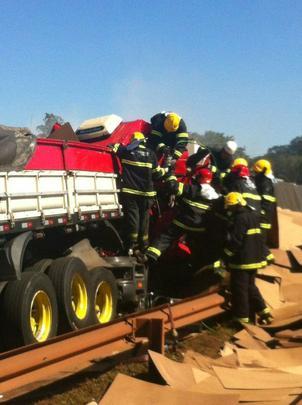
[{"left": 76, "top": 114, "right": 123, "bottom": 142}]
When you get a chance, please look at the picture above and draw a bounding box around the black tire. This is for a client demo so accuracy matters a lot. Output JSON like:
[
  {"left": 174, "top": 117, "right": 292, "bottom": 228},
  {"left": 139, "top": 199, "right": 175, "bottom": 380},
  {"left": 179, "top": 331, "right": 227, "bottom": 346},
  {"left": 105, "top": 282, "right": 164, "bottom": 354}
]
[
  {"left": 47, "top": 257, "right": 91, "bottom": 332},
  {"left": 0, "top": 271, "right": 58, "bottom": 348},
  {"left": 89, "top": 267, "right": 118, "bottom": 325},
  {"left": 25, "top": 258, "right": 53, "bottom": 273}
]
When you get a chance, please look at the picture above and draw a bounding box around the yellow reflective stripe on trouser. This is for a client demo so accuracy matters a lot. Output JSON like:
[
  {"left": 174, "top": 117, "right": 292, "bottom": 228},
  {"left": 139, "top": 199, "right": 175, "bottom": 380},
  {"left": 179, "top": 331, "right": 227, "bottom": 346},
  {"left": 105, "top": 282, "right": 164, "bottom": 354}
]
[
  {"left": 260, "top": 223, "right": 272, "bottom": 229},
  {"left": 229, "top": 262, "right": 265, "bottom": 270},
  {"left": 177, "top": 182, "right": 184, "bottom": 196},
  {"left": 258, "top": 307, "right": 271, "bottom": 315},
  {"left": 246, "top": 228, "right": 261, "bottom": 235},
  {"left": 183, "top": 198, "right": 210, "bottom": 210},
  {"left": 263, "top": 194, "right": 276, "bottom": 203},
  {"left": 173, "top": 219, "right": 205, "bottom": 232},
  {"left": 121, "top": 159, "right": 152, "bottom": 168},
  {"left": 122, "top": 188, "right": 156, "bottom": 197},
  {"left": 267, "top": 253, "right": 274, "bottom": 261},
  {"left": 242, "top": 193, "right": 261, "bottom": 201},
  {"left": 236, "top": 317, "right": 250, "bottom": 324},
  {"left": 147, "top": 246, "right": 161, "bottom": 257},
  {"left": 151, "top": 130, "right": 162, "bottom": 136},
  {"left": 224, "top": 248, "right": 234, "bottom": 257},
  {"left": 130, "top": 233, "right": 138, "bottom": 240},
  {"left": 142, "top": 234, "right": 149, "bottom": 241}
]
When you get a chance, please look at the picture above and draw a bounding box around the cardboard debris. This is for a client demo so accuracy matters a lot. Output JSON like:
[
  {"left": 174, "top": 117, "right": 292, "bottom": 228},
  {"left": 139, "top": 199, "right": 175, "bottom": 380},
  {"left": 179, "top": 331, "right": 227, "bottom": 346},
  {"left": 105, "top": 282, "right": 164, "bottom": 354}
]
[
  {"left": 271, "top": 249, "right": 291, "bottom": 268},
  {"left": 243, "top": 323, "right": 275, "bottom": 344},
  {"left": 290, "top": 248, "right": 302, "bottom": 267},
  {"left": 183, "top": 350, "right": 237, "bottom": 375},
  {"left": 213, "top": 366, "right": 302, "bottom": 389},
  {"left": 266, "top": 304, "right": 302, "bottom": 328},
  {"left": 148, "top": 350, "right": 209, "bottom": 389},
  {"left": 236, "top": 347, "right": 302, "bottom": 369},
  {"left": 255, "top": 278, "right": 283, "bottom": 309},
  {"left": 233, "top": 329, "right": 269, "bottom": 350},
  {"left": 189, "top": 376, "right": 295, "bottom": 402},
  {"left": 275, "top": 329, "right": 302, "bottom": 341},
  {"left": 99, "top": 373, "right": 240, "bottom": 405}
]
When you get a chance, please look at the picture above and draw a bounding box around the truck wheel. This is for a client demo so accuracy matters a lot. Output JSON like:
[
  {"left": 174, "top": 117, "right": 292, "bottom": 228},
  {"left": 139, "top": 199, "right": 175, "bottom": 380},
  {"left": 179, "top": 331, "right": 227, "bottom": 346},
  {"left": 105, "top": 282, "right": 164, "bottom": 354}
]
[
  {"left": 47, "top": 257, "right": 91, "bottom": 331},
  {"left": 89, "top": 267, "right": 118, "bottom": 325},
  {"left": 25, "top": 258, "right": 53, "bottom": 273},
  {"left": 1, "top": 271, "right": 58, "bottom": 347}
]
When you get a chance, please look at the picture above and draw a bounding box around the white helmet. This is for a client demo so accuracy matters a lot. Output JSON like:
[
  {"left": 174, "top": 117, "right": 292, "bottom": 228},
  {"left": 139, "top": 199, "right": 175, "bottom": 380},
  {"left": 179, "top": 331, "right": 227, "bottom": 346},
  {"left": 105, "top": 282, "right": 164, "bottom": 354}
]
[{"left": 224, "top": 140, "right": 237, "bottom": 155}]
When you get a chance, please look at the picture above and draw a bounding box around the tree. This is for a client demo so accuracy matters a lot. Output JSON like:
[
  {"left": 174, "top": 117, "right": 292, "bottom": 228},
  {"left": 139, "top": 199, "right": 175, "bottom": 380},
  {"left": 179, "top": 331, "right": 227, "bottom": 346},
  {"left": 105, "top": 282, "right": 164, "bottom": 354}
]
[
  {"left": 190, "top": 130, "right": 250, "bottom": 160},
  {"left": 36, "top": 113, "right": 64, "bottom": 137}
]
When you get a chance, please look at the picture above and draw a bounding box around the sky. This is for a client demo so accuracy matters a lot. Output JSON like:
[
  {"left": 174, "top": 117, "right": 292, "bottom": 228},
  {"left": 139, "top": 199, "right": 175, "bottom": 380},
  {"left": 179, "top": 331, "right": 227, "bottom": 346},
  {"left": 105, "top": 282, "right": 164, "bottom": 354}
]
[{"left": 0, "top": 0, "right": 301, "bottom": 156}]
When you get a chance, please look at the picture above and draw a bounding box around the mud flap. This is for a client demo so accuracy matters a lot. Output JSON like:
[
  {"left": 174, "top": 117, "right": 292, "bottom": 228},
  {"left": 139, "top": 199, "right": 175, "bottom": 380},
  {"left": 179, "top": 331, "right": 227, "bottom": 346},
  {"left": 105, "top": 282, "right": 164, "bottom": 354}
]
[{"left": 0, "top": 232, "right": 33, "bottom": 281}]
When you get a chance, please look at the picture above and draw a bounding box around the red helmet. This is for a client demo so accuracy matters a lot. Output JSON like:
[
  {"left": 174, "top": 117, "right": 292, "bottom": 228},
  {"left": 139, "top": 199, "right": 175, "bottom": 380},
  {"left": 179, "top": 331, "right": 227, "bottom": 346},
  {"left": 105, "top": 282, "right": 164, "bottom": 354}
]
[
  {"left": 194, "top": 167, "right": 213, "bottom": 184},
  {"left": 231, "top": 164, "right": 250, "bottom": 177}
]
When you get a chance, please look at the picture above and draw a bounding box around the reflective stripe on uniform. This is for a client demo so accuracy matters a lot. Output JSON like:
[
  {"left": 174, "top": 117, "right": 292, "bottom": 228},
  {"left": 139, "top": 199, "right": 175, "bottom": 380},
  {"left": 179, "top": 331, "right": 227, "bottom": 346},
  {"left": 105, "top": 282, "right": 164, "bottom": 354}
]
[
  {"left": 211, "top": 166, "right": 217, "bottom": 173},
  {"left": 112, "top": 143, "right": 120, "bottom": 153},
  {"left": 121, "top": 159, "right": 152, "bottom": 168},
  {"left": 152, "top": 165, "right": 166, "bottom": 175},
  {"left": 173, "top": 150, "right": 183, "bottom": 158},
  {"left": 236, "top": 317, "right": 250, "bottom": 324},
  {"left": 142, "top": 234, "right": 149, "bottom": 241},
  {"left": 176, "top": 132, "right": 189, "bottom": 138},
  {"left": 177, "top": 182, "right": 184, "bottom": 196},
  {"left": 147, "top": 246, "right": 161, "bottom": 257},
  {"left": 166, "top": 175, "right": 177, "bottom": 182},
  {"left": 266, "top": 253, "right": 274, "bottom": 261},
  {"left": 258, "top": 307, "right": 271, "bottom": 315},
  {"left": 242, "top": 193, "right": 261, "bottom": 201},
  {"left": 130, "top": 233, "right": 138, "bottom": 240},
  {"left": 183, "top": 198, "right": 210, "bottom": 210},
  {"left": 173, "top": 219, "right": 206, "bottom": 232},
  {"left": 122, "top": 188, "right": 156, "bottom": 197},
  {"left": 246, "top": 228, "right": 261, "bottom": 235},
  {"left": 260, "top": 223, "right": 272, "bottom": 229},
  {"left": 224, "top": 248, "right": 234, "bottom": 257},
  {"left": 151, "top": 130, "right": 162, "bottom": 137},
  {"left": 157, "top": 142, "right": 166, "bottom": 150},
  {"left": 263, "top": 194, "right": 276, "bottom": 203},
  {"left": 229, "top": 261, "right": 266, "bottom": 270}
]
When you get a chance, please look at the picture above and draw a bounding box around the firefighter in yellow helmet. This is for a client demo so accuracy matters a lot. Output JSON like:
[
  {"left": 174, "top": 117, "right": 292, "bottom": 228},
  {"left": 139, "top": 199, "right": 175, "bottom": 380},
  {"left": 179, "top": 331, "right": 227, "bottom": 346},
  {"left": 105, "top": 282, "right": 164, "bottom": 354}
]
[
  {"left": 253, "top": 159, "right": 276, "bottom": 263},
  {"left": 110, "top": 132, "right": 167, "bottom": 255},
  {"left": 147, "top": 112, "right": 188, "bottom": 165},
  {"left": 223, "top": 192, "right": 273, "bottom": 325}
]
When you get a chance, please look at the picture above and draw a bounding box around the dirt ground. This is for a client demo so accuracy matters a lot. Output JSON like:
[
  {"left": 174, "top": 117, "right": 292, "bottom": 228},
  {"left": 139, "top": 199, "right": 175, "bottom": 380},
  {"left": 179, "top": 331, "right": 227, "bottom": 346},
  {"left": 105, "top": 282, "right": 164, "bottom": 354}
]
[{"left": 9, "top": 314, "right": 237, "bottom": 405}]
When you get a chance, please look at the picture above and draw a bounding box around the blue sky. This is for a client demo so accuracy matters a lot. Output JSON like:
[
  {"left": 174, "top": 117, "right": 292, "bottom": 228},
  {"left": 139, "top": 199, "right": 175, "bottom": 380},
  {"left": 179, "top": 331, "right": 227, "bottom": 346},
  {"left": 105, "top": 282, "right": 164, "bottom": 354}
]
[{"left": 0, "top": 0, "right": 301, "bottom": 156}]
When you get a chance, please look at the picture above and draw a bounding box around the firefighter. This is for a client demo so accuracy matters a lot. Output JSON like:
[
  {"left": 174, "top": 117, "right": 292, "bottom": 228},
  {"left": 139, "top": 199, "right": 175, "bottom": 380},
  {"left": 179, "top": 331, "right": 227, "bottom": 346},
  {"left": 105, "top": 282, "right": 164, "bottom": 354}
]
[
  {"left": 146, "top": 167, "right": 219, "bottom": 263},
  {"left": 223, "top": 192, "right": 273, "bottom": 325},
  {"left": 147, "top": 112, "right": 188, "bottom": 165},
  {"left": 253, "top": 159, "right": 277, "bottom": 263},
  {"left": 110, "top": 132, "right": 166, "bottom": 255},
  {"left": 223, "top": 158, "right": 262, "bottom": 214},
  {"left": 187, "top": 140, "right": 237, "bottom": 182}
]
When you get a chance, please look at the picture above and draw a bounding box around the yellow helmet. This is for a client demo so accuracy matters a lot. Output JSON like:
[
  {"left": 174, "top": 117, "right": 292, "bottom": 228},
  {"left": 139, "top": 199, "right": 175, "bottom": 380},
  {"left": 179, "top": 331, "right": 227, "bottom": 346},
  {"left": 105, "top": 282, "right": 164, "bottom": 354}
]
[
  {"left": 164, "top": 113, "right": 181, "bottom": 132},
  {"left": 253, "top": 159, "right": 272, "bottom": 175},
  {"left": 232, "top": 157, "right": 248, "bottom": 168},
  {"left": 224, "top": 192, "right": 247, "bottom": 208},
  {"left": 132, "top": 131, "right": 145, "bottom": 142}
]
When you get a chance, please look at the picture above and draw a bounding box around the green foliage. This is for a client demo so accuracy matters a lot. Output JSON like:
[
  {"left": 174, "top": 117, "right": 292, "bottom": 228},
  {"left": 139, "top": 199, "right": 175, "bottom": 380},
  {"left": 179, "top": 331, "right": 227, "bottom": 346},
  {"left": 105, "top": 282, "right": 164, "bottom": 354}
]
[
  {"left": 190, "top": 131, "right": 249, "bottom": 160},
  {"left": 36, "top": 113, "right": 64, "bottom": 136},
  {"left": 256, "top": 135, "right": 302, "bottom": 184}
]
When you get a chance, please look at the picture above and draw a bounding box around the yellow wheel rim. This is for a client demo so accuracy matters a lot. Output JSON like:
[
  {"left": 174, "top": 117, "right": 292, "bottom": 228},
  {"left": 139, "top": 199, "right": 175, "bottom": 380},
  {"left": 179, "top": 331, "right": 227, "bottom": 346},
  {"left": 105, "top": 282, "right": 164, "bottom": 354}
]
[
  {"left": 95, "top": 281, "right": 113, "bottom": 324},
  {"left": 71, "top": 274, "right": 88, "bottom": 320},
  {"left": 30, "top": 290, "right": 52, "bottom": 342}
]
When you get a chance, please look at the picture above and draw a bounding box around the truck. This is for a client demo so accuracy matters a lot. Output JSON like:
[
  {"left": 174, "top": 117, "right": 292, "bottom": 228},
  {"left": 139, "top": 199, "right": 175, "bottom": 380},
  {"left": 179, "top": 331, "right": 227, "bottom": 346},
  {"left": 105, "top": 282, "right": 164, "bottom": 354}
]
[{"left": 0, "top": 116, "right": 153, "bottom": 349}]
